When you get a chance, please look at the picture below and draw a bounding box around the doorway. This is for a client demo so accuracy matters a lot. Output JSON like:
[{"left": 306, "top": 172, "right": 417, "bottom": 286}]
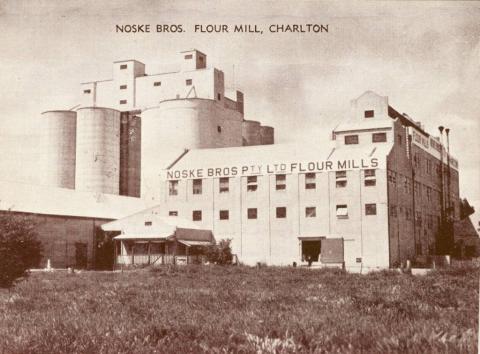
[{"left": 301, "top": 240, "right": 321, "bottom": 262}]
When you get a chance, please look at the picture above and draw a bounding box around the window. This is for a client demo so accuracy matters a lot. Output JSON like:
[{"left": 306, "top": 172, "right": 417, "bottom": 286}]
[
  {"left": 219, "top": 177, "right": 229, "bottom": 193},
  {"left": 120, "top": 64, "right": 127, "bottom": 70},
  {"left": 168, "top": 180, "right": 178, "bottom": 196},
  {"left": 192, "top": 179, "right": 202, "bottom": 195},
  {"left": 365, "top": 203, "right": 377, "bottom": 215},
  {"left": 415, "top": 211, "right": 422, "bottom": 226},
  {"left": 199, "top": 56, "right": 204, "bottom": 62},
  {"left": 119, "top": 85, "right": 127, "bottom": 90},
  {"left": 153, "top": 81, "right": 161, "bottom": 87},
  {"left": 364, "top": 169, "right": 376, "bottom": 187},
  {"left": 83, "top": 89, "right": 91, "bottom": 94},
  {"left": 344, "top": 135, "right": 359, "bottom": 145},
  {"left": 336, "top": 204, "right": 348, "bottom": 219},
  {"left": 276, "top": 207, "right": 287, "bottom": 218},
  {"left": 219, "top": 210, "right": 229, "bottom": 220},
  {"left": 364, "top": 110, "right": 374, "bottom": 118},
  {"left": 217, "top": 126, "right": 222, "bottom": 133},
  {"left": 169, "top": 211, "right": 178, "bottom": 216},
  {"left": 186, "top": 79, "right": 192, "bottom": 86},
  {"left": 217, "top": 93, "right": 221, "bottom": 100},
  {"left": 336, "top": 170, "right": 347, "bottom": 188},
  {"left": 372, "top": 132, "right": 386, "bottom": 143},
  {"left": 388, "top": 170, "right": 397, "bottom": 185},
  {"left": 120, "top": 100, "right": 127, "bottom": 105},
  {"left": 144, "top": 221, "right": 152, "bottom": 226},
  {"left": 192, "top": 210, "right": 202, "bottom": 221},
  {"left": 184, "top": 54, "right": 193, "bottom": 59},
  {"left": 305, "top": 207, "right": 316, "bottom": 218},
  {"left": 426, "top": 186, "right": 432, "bottom": 202},
  {"left": 305, "top": 173, "right": 316, "bottom": 189},
  {"left": 247, "top": 208, "right": 257, "bottom": 219},
  {"left": 247, "top": 176, "right": 257, "bottom": 192},
  {"left": 276, "top": 174, "right": 286, "bottom": 190}
]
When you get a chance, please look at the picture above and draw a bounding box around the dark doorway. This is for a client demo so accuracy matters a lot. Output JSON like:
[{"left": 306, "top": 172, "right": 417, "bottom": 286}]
[{"left": 302, "top": 240, "right": 321, "bottom": 262}]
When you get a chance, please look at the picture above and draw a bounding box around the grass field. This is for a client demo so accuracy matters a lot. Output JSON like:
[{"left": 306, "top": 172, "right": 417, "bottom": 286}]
[{"left": 0, "top": 266, "right": 478, "bottom": 353}]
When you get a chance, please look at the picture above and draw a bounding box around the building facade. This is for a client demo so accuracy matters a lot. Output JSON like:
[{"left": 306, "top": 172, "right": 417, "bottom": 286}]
[{"left": 151, "top": 91, "right": 473, "bottom": 270}]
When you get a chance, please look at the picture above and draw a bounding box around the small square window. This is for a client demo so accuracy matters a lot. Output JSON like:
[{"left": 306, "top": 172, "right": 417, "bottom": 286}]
[
  {"left": 217, "top": 126, "right": 222, "bottom": 133},
  {"left": 217, "top": 93, "right": 221, "bottom": 100},
  {"left": 83, "top": 89, "right": 91, "bottom": 94},
  {"left": 120, "top": 64, "right": 128, "bottom": 70},
  {"left": 364, "top": 179, "right": 376, "bottom": 187},
  {"left": 192, "top": 179, "right": 202, "bottom": 195},
  {"left": 344, "top": 135, "right": 359, "bottom": 145},
  {"left": 372, "top": 133, "right": 387, "bottom": 143},
  {"left": 153, "top": 81, "right": 161, "bottom": 87},
  {"left": 336, "top": 204, "right": 348, "bottom": 219},
  {"left": 144, "top": 221, "right": 152, "bottom": 226},
  {"left": 336, "top": 171, "right": 347, "bottom": 188},
  {"left": 169, "top": 211, "right": 178, "bottom": 216},
  {"left": 247, "top": 208, "right": 257, "bottom": 219},
  {"left": 169, "top": 180, "right": 178, "bottom": 196},
  {"left": 219, "top": 210, "right": 229, "bottom": 220},
  {"left": 276, "top": 207, "right": 287, "bottom": 218},
  {"left": 305, "top": 207, "right": 316, "bottom": 218},
  {"left": 364, "top": 110, "right": 374, "bottom": 118},
  {"left": 276, "top": 174, "right": 286, "bottom": 191},
  {"left": 184, "top": 54, "right": 193, "bottom": 59},
  {"left": 365, "top": 203, "right": 377, "bottom": 215},
  {"left": 186, "top": 79, "right": 192, "bottom": 86},
  {"left": 305, "top": 173, "right": 316, "bottom": 189},
  {"left": 119, "top": 85, "right": 127, "bottom": 90},
  {"left": 199, "top": 56, "right": 204, "bottom": 62},
  {"left": 219, "top": 177, "right": 229, "bottom": 193},
  {"left": 192, "top": 210, "right": 202, "bottom": 221},
  {"left": 247, "top": 176, "right": 258, "bottom": 192},
  {"left": 120, "top": 100, "right": 127, "bottom": 105}
]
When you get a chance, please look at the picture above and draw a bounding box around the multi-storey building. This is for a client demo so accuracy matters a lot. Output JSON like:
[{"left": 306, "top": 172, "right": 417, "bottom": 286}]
[{"left": 141, "top": 91, "right": 474, "bottom": 270}]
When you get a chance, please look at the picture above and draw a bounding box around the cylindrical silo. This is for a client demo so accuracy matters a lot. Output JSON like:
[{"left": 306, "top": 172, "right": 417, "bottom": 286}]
[
  {"left": 242, "top": 120, "right": 261, "bottom": 146},
  {"left": 75, "top": 107, "right": 120, "bottom": 195},
  {"left": 40, "top": 110, "right": 77, "bottom": 189},
  {"left": 140, "top": 98, "right": 243, "bottom": 200},
  {"left": 260, "top": 126, "right": 274, "bottom": 145}
]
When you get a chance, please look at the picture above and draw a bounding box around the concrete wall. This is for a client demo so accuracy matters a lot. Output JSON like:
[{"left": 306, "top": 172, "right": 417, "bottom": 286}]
[
  {"left": 40, "top": 111, "right": 77, "bottom": 189},
  {"left": 161, "top": 166, "right": 390, "bottom": 270},
  {"left": 75, "top": 107, "right": 121, "bottom": 195},
  {"left": 141, "top": 99, "right": 244, "bottom": 200},
  {"left": 242, "top": 120, "right": 262, "bottom": 146}
]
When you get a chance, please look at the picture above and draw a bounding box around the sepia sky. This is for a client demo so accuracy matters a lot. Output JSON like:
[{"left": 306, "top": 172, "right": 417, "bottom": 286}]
[{"left": 0, "top": 0, "right": 479, "bottom": 224}]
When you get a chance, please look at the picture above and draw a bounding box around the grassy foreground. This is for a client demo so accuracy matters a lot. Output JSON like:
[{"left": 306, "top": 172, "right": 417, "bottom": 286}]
[{"left": 0, "top": 266, "right": 478, "bottom": 353}]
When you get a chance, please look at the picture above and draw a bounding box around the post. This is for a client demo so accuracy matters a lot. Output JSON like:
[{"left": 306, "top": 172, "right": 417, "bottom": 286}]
[
  {"left": 114, "top": 240, "right": 117, "bottom": 269},
  {"left": 148, "top": 241, "right": 151, "bottom": 265},
  {"left": 132, "top": 243, "right": 135, "bottom": 265}
]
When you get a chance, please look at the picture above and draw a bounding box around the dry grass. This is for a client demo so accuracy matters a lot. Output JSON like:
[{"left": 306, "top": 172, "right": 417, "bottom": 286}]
[{"left": 0, "top": 266, "right": 478, "bottom": 353}]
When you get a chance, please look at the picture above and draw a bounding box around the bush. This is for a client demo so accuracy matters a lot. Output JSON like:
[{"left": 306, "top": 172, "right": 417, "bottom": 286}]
[
  {"left": 205, "top": 239, "right": 233, "bottom": 265},
  {"left": 0, "top": 212, "right": 42, "bottom": 288}
]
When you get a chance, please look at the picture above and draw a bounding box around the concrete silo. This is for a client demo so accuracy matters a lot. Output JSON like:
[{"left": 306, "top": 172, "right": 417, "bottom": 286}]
[
  {"left": 260, "top": 126, "right": 274, "bottom": 145},
  {"left": 242, "top": 120, "right": 262, "bottom": 146},
  {"left": 140, "top": 98, "right": 243, "bottom": 200},
  {"left": 75, "top": 107, "right": 120, "bottom": 195},
  {"left": 40, "top": 110, "right": 77, "bottom": 189}
]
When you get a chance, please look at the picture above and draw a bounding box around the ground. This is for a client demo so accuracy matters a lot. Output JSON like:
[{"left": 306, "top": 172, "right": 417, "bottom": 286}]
[{"left": 0, "top": 266, "right": 478, "bottom": 353}]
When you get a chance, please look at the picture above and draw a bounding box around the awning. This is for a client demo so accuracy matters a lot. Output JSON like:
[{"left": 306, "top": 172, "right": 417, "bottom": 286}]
[
  {"left": 113, "top": 232, "right": 172, "bottom": 240},
  {"left": 178, "top": 240, "right": 214, "bottom": 247}
]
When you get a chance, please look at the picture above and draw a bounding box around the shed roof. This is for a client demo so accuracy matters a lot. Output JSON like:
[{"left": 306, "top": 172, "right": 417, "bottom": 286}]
[{"left": 0, "top": 180, "right": 146, "bottom": 220}]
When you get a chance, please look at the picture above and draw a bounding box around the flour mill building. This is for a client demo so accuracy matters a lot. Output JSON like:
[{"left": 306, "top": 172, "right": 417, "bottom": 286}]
[{"left": 1, "top": 49, "right": 477, "bottom": 270}]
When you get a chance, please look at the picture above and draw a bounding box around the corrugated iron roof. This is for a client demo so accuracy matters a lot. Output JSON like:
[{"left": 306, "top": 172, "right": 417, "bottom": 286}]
[{"left": 0, "top": 180, "right": 147, "bottom": 220}]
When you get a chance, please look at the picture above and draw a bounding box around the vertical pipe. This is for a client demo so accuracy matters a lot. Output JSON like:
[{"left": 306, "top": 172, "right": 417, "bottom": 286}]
[
  {"left": 438, "top": 126, "right": 445, "bottom": 254},
  {"left": 445, "top": 128, "right": 451, "bottom": 220}
]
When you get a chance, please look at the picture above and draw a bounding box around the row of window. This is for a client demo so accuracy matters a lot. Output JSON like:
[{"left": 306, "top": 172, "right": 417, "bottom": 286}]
[
  {"left": 169, "top": 170, "right": 377, "bottom": 196},
  {"left": 344, "top": 132, "right": 387, "bottom": 145},
  {"left": 172, "top": 203, "right": 379, "bottom": 222}
]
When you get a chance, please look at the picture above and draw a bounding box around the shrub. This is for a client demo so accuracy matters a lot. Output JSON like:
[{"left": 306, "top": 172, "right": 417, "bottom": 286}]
[
  {"left": 205, "top": 239, "right": 233, "bottom": 265},
  {"left": 0, "top": 212, "right": 42, "bottom": 288}
]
